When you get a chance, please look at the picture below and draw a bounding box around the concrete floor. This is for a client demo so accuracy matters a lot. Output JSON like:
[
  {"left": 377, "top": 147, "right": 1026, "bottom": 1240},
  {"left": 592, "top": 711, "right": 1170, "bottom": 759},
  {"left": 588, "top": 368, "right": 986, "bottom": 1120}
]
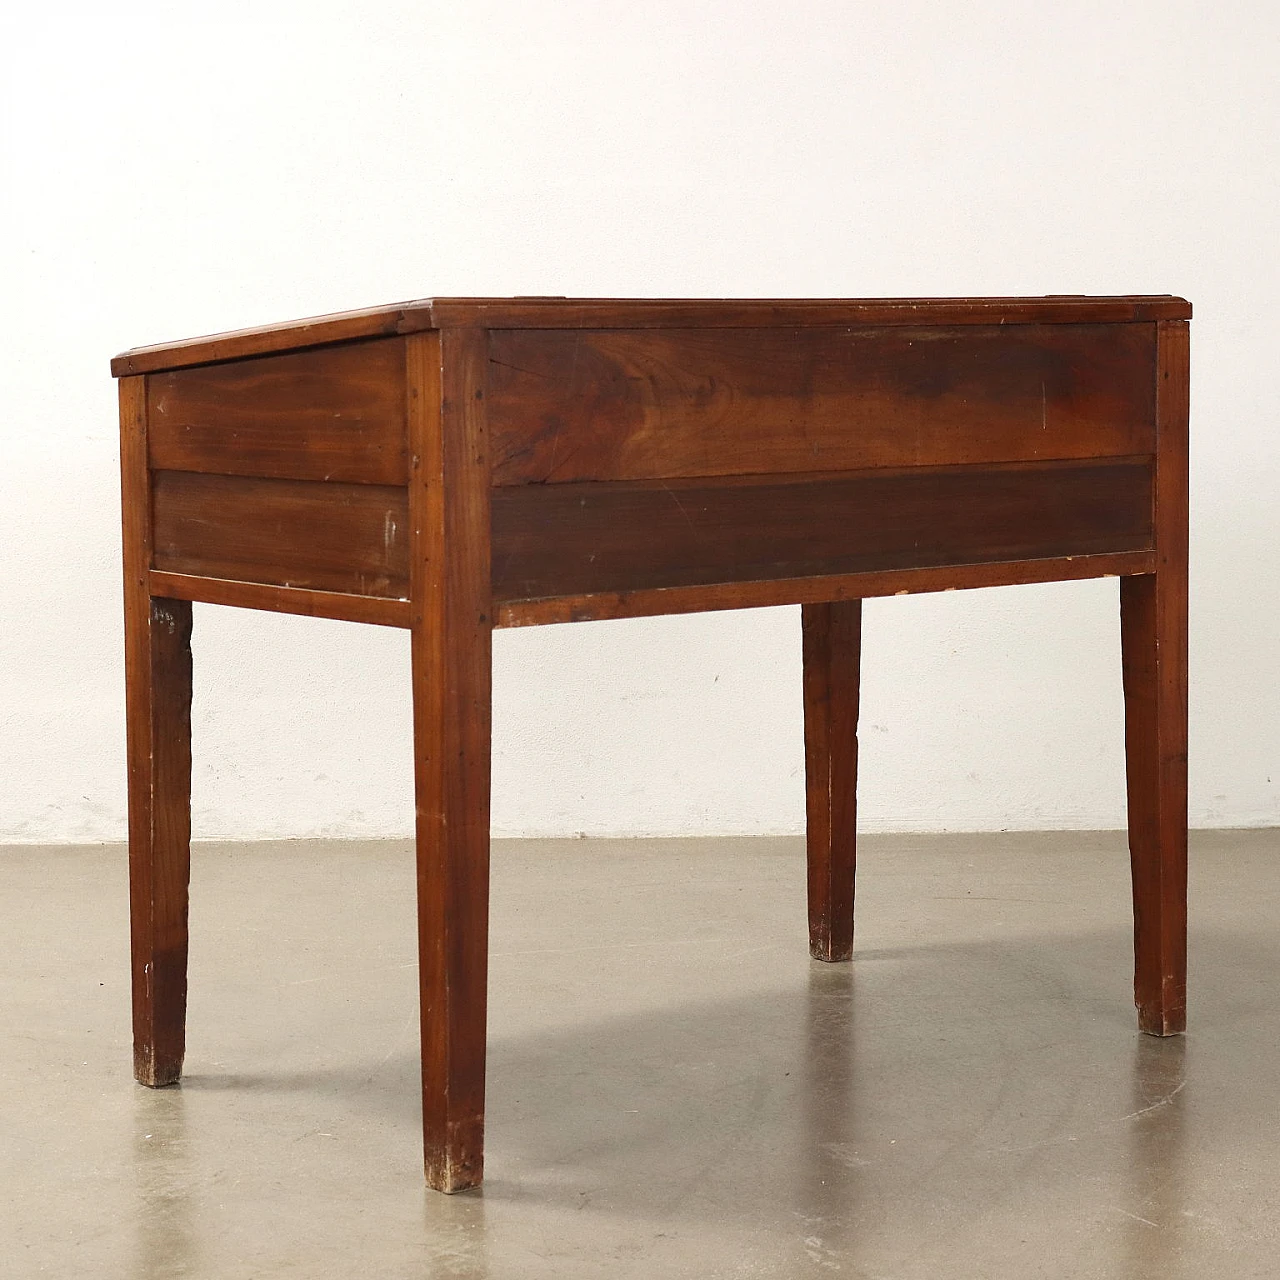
[{"left": 2, "top": 831, "right": 1279, "bottom": 1279}]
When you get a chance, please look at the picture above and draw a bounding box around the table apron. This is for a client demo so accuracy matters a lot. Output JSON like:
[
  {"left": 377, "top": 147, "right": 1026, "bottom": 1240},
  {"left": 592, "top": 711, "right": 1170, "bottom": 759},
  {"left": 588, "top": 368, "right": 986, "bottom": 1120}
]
[
  {"left": 145, "top": 455, "right": 1153, "bottom": 624},
  {"left": 489, "top": 457, "right": 1153, "bottom": 604}
]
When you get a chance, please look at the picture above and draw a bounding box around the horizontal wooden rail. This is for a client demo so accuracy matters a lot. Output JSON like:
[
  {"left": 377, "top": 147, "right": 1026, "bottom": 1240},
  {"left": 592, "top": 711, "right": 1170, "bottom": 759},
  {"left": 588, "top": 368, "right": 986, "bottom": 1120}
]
[
  {"left": 149, "top": 571, "right": 411, "bottom": 627},
  {"left": 496, "top": 551, "right": 1157, "bottom": 627}
]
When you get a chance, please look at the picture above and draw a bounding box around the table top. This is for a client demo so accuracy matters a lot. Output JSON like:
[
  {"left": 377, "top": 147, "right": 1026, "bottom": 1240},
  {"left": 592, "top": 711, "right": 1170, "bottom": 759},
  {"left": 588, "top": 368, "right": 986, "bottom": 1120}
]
[{"left": 111, "top": 295, "right": 1192, "bottom": 376}]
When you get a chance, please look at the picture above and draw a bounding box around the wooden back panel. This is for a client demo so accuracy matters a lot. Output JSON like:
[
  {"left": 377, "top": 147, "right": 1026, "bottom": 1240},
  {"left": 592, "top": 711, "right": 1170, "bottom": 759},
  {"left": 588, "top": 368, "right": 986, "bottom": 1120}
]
[
  {"left": 486, "top": 322, "right": 1159, "bottom": 612},
  {"left": 490, "top": 459, "right": 1153, "bottom": 604},
  {"left": 132, "top": 315, "right": 1163, "bottom": 623},
  {"left": 488, "top": 324, "right": 1156, "bottom": 485}
]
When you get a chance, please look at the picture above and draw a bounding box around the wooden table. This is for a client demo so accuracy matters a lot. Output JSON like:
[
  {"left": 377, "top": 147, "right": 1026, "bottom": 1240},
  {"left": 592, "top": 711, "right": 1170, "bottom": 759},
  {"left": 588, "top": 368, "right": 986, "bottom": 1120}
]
[{"left": 113, "top": 296, "right": 1190, "bottom": 1191}]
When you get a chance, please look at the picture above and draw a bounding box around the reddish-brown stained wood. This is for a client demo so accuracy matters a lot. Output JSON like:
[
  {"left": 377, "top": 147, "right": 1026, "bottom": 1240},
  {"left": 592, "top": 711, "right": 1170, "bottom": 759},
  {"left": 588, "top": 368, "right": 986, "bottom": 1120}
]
[
  {"left": 151, "top": 471, "right": 409, "bottom": 597},
  {"left": 437, "top": 296, "right": 1190, "bottom": 331},
  {"left": 490, "top": 458, "right": 1153, "bottom": 604},
  {"left": 1122, "top": 319, "right": 1189, "bottom": 1036},
  {"left": 496, "top": 550, "right": 1157, "bottom": 627},
  {"left": 148, "top": 571, "right": 411, "bottom": 627},
  {"left": 112, "top": 304, "right": 433, "bottom": 376},
  {"left": 408, "top": 328, "right": 493, "bottom": 1193},
  {"left": 111, "top": 296, "right": 1191, "bottom": 376},
  {"left": 112, "top": 295, "right": 1194, "bottom": 1190},
  {"left": 121, "top": 377, "right": 193, "bottom": 1088},
  {"left": 487, "top": 324, "right": 1157, "bottom": 485},
  {"left": 803, "top": 601, "right": 861, "bottom": 962},
  {"left": 147, "top": 339, "right": 408, "bottom": 485}
]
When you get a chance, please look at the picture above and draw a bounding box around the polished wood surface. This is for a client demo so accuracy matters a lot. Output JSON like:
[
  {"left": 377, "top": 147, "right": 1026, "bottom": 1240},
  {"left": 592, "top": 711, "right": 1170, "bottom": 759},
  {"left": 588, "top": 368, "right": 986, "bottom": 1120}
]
[{"left": 115, "top": 295, "right": 1191, "bottom": 1191}]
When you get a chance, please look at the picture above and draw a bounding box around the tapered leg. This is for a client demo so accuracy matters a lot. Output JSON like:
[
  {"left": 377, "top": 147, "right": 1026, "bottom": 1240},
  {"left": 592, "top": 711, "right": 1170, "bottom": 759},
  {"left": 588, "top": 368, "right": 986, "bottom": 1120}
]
[
  {"left": 1120, "top": 571, "right": 1188, "bottom": 1036},
  {"left": 1121, "top": 319, "right": 1190, "bottom": 1037},
  {"left": 411, "top": 615, "right": 491, "bottom": 1191},
  {"left": 802, "top": 600, "right": 862, "bottom": 962},
  {"left": 408, "top": 328, "right": 493, "bottom": 1191},
  {"left": 120, "top": 373, "right": 194, "bottom": 1087},
  {"left": 124, "top": 595, "right": 193, "bottom": 1086}
]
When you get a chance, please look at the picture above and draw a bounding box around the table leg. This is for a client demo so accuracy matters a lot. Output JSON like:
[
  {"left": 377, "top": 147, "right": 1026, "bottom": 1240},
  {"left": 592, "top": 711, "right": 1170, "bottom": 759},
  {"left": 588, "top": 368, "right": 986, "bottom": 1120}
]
[
  {"left": 802, "top": 600, "right": 862, "bottom": 962},
  {"left": 1120, "top": 318, "right": 1190, "bottom": 1037},
  {"left": 409, "top": 328, "right": 493, "bottom": 1192},
  {"left": 1120, "top": 569, "right": 1188, "bottom": 1036},
  {"left": 411, "top": 615, "right": 492, "bottom": 1191},
  {"left": 124, "top": 595, "right": 193, "bottom": 1086}
]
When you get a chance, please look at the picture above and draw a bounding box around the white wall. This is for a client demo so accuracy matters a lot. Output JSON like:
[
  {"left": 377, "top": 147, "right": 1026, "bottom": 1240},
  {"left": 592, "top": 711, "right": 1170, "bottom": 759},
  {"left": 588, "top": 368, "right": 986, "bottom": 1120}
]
[{"left": 2, "top": 0, "right": 1276, "bottom": 842}]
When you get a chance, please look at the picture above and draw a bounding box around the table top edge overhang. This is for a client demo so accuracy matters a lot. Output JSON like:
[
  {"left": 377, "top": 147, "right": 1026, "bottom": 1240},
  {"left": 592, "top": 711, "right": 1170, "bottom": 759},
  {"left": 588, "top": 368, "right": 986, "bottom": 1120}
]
[{"left": 110, "top": 295, "right": 1193, "bottom": 376}]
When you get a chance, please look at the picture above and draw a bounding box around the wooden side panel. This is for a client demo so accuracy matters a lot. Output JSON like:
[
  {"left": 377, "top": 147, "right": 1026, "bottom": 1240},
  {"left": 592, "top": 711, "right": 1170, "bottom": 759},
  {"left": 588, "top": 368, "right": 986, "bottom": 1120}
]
[
  {"left": 148, "top": 339, "right": 408, "bottom": 484},
  {"left": 490, "top": 458, "right": 1153, "bottom": 604},
  {"left": 151, "top": 471, "right": 409, "bottom": 597},
  {"left": 488, "top": 324, "right": 1157, "bottom": 485}
]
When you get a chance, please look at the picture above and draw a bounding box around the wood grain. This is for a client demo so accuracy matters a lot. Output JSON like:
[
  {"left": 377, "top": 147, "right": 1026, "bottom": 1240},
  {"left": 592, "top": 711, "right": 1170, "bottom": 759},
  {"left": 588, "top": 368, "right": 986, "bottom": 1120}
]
[
  {"left": 803, "top": 601, "right": 861, "bottom": 963},
  {"left": 408, "top": 328, "right": 494, "bottom": 1193},
  {"left": 490, "top": 458, "right": 1153, "bottom": 604},
  {"left": 496, "top": 550, "right": 1157, "bottom": 627},
  {"left": 1122, "top": 319, "right": 1190, "bottom": 1036},
  {"left": 437, "top": 297, "right": 1190, "bottom": 330},
  {"left": 112, "top": 304, "right": 431, "bottom": 376},
  {"left": 148, "top": 339, "right": 408, "bottom": 484},
  {"left": 151, "top": 471, "right": 409, "bottom": 598},
  {"left": 488, "top": 325, "right": 1158, "bottom": 485},
  {"left": 120, "top": 376, "right": 193, "bottom": 1087},
  {"left": 111, "top": 296, "right": 1194, "bottom": 1187},
  {"left": 148, "top": 571, "right": 411, "bottom": 627},
  {"left": 112, "top": 296, "right": 1191, "bottom": 375}
]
